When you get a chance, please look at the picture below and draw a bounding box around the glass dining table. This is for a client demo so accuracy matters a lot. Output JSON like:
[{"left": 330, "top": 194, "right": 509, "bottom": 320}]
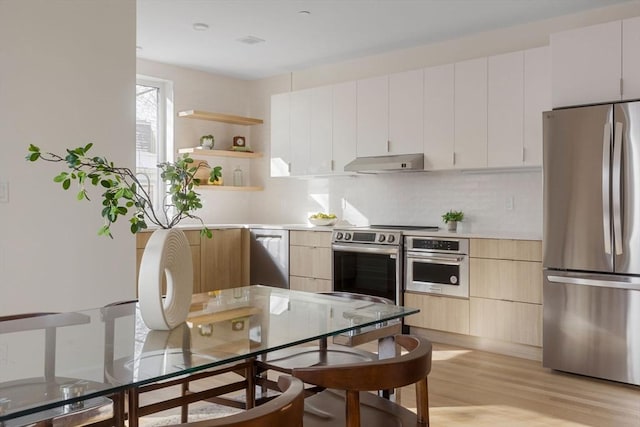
[{"left": 0, "top": 285, "right": 418, "bottom": 426}]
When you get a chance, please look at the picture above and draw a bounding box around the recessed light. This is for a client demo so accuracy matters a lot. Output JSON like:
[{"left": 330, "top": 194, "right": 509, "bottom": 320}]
[
  {"left": 237, "top": 35, "right": 266, "bottom": 45},
  {"left": 192, "top": 22, "right": 209, "bottom": 31}
]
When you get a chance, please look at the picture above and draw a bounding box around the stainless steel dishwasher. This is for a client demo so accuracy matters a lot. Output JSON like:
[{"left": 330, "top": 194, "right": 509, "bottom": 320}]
[{"left": 250, "top": 229, "right": 289, "bottom": 288}]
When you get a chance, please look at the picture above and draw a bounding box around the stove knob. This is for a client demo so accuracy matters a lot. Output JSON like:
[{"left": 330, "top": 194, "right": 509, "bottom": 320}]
[
  {"left": 378, "top": 234, "right": 386, "bottom": 243},
  {"left": 387, "top": 235, "right": 395, "bottom": 243},
  {"left": 336, "top": 232, "right": 343, "bottom": 240},
  {"left": 344, "top": 232, "right": 352, "bottom": 240}
]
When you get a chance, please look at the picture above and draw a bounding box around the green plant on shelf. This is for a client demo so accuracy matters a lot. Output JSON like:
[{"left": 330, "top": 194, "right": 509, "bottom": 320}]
[{"left": 441, "top": 210, "right": 464, "bottom": 223}]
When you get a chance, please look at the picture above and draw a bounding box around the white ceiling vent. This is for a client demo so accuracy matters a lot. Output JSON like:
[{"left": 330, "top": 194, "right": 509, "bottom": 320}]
[{"left": 237, "top": 36, "right": 265, "bottom": 45}]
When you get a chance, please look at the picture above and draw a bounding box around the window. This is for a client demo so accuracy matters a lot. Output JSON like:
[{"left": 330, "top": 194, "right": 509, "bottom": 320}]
[{"left": 135, "top": 77, "right": 173, "bottom": 212}]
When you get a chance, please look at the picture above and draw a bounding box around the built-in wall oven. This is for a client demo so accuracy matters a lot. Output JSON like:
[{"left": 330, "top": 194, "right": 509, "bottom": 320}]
[
  {"left": 404, "top": 236, "right": 470, "bottom": 298},
  {"left": 332, "top": 229, "right": 403, "bottom": 304}
]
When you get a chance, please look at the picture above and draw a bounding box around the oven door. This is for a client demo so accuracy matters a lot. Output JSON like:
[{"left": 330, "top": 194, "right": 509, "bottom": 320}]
[
  {"left": 332, "top": 244, "right": 401, "bottom": 304},
  {"left": 405, "top": 251, "right": 469, "bottom": 298}
]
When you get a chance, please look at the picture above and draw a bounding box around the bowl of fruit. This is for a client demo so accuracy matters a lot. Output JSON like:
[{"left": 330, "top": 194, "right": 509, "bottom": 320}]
[{"left": 309, "top": 213, "right": 338, "bottom": 226}]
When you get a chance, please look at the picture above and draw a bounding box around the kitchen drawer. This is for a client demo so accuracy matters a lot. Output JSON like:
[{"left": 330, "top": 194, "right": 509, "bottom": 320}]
[
  {"left": 470, "top": 258, "right": 542, "bottom": 304},
  {"left": 290, "top": 245, "right": 331, "bottom": 280},
  {"left": 290, "top": 276, "right": 332, "bottom": 293},
  {"left": 290, "top": 230, "right": 332, "bottom": 248},
  {"left": 470, "top": 297, "right": 542, "bottom": 347},
  {"left": 470, "top": 239, "right": 542, "bottom": 261},
  {"left": 404, "top": 292, "right": 469, "bottom": 335}
]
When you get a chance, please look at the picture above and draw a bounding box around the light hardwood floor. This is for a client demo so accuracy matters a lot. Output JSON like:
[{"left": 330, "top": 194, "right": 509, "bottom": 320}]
[{"left": 139, "top": 342, "right": 640, "bottom": 426}]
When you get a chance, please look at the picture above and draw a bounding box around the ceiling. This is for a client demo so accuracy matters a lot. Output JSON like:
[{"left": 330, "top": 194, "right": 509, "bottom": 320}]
[{"left": 136, "top": 0, "right": 632, "bottom": 80}]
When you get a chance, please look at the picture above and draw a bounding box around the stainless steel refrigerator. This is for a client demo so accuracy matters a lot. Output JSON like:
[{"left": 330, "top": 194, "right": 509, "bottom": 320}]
[{"left": 543, "top": 101, "right": 640, "bottom": 386}]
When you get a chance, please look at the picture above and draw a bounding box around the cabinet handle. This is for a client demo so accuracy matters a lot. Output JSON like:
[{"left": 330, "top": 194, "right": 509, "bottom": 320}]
[
  {"left": 387, "top": 140, "right": 390, "bottom": 152},
  {"left": 620, "top": 77, "right": 624, "bottom": 97},
  {"left": 522, "top": 147, "right": 525, "bottom": 163},
  {"left": 331, "top": 160, "right": 334, "bottom": 171},
  {"left": 288, "top": 162, "right": 291, "bottom": 173},
  {"left": 452, "top": 152, "right": 456, "bottom": 165}
]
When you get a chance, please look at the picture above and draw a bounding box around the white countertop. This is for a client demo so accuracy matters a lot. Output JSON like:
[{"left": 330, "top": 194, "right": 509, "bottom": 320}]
[{"left": 155, "top": 223, "right": 541, "bottom": 241}]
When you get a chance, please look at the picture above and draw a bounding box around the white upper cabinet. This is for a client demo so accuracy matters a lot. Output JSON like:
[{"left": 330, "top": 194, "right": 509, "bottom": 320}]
[
  {"left": 389, "top": 69, "right": 424, "bottom": 155},
  {"left": 332, "top": 81, "right": 357, "bottom": 174},
  {"left": 454, "top": 57, "right": 488, "bottom": 169},
  {"left": 424, "top": 64, "right": 454, "bottom": 170},
  {"left": 270, "top": 92, "right": 291, "bottom": 177},
  {"left": 551, "top": 21, "right": 621, "bottom": 107},
  {"left": 308, "top": 86, "right": 333, "bottom": 175},
  {"left": 488, "top": 51, "right": 524, "bottom": 168},
  {"left": 523, "top": 46, "right": 551, "bottom": 167},
  {"left": 356, "top": 75, "right": 389, "bottom": 157},
  {"left": 622, "top": 16, "right": 640, "bottom": 100},
  {"left": 289, "top": 89, "right": 311, "bottom": 176}
]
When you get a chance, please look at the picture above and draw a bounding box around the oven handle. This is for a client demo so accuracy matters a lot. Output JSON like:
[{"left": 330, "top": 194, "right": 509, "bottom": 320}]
[
  {"left": 332, "top": 244, "right": 399, "bottom": 256},
  {"left": 406, "top": 254, "right": 466, "bottom": 265}
]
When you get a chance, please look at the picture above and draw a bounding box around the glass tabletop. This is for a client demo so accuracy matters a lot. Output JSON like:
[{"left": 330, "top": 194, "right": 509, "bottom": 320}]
[{"left": 0, "top": 285, "right": 418, "bottom": 422}]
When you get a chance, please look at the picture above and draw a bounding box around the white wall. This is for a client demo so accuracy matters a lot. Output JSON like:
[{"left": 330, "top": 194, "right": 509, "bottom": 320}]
[
  {"left": 247, "top": 1, "right": 640, "bottom": 236},
  {"left": 0, "top": 0, "right": 136, "bottom": 315},
  {"left": 137, "top": 59, "right": 257, "bottom": 224}
]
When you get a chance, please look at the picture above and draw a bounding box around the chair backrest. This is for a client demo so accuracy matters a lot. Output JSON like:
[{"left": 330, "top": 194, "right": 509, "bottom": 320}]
[
  {"left": 167, "top": 375, "right": 305, "bottom": 427},
  {"left": 292, "top": 334, "right": 432, "bottom": 426}
]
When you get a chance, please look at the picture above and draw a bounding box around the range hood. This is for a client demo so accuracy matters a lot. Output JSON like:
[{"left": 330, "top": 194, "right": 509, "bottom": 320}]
[{"left": 344, "top": 153, "right": 424, "bottom": 173}]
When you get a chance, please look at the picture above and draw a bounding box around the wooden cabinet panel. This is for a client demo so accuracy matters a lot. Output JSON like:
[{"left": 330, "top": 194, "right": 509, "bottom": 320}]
[
  {"left": 488, "top": 51, "right": 524, "bottom": 168},
  {"left": 404, "top": 292, "right": 469, "bottom": 335},
  {"left": 424, "top": 63, "right": 455, "bottom": 170},
  {"left": 289, "top": 230, "right": 332, "bottom": 248},
  {"left": 201, "top": 229, "right": 245, "bottom": 291},
  {"left": 290, "top": 276, "right": 332, "bottom": 293},
  {"left": 523, "top": 46, "right": 550, "bottom": 167},
  {"left": 470, "top": 258, "right": 542, "bottom": 304},
  {"left": 454, "top": 57, "right": 488, "bottom": 169},
  {"left": 551, "top": 20, "right": 621, "bottom": 107},
  {"left": 470, "top": 297, "right": 542, "bottom": 347},
  {"left": 290, "top": 246, "right": 331, "bottom": 280},
  {"left": 470, "top": 239, "right": 542, "bottom": 262}
]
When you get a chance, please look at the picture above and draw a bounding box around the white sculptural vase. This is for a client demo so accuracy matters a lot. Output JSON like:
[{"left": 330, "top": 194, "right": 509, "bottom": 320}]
[{"left": 138, "top": 228, "right": 193, "bottom": 330}]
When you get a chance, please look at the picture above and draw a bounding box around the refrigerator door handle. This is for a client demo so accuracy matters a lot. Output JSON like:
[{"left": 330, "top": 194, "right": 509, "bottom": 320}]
[
  {"left": 547, "top": 274, "right": 640, "bottom": 291},
  {"left": 613, "top": 121, "right": 624, "bottom": 255},
  {"left": 602, "top": 122, "right": 612, "bottom": 255}
]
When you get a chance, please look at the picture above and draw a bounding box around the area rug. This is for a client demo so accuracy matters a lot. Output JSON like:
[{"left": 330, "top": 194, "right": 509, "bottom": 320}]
[{"left": 137, "top": 404, "right": 243, "bottom": 426}]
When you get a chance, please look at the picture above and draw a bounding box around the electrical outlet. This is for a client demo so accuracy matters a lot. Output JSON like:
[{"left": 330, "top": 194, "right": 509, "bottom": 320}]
[
  {"left": 0, "top": 181, "right": 8, "bottom": 203},
  {"left": 505, "top": 196, "right": 514, "bottom": 211}
]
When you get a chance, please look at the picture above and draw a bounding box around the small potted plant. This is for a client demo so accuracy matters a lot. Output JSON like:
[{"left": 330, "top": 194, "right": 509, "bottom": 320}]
[
  {"left": 441, "top": 210, "right": 464, "bottom": 232},
  {"left": 199, "top": 134, "right": 214, "bottom": 149}
]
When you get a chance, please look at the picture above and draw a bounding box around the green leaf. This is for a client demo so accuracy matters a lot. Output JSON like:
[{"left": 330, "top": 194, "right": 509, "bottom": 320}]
[
  {"left": 76, "top": 189, "right": 87, "bottom": 200},
  {"left": 53, "top": 172, "right": 68, "bottom": 183},
  {"left": 62, "top": 178, "right": 71, "bottom": 190},
  {"left": 101, "top": 180, "right": 112, "bottom": 188},
  {"left": 27, "top": 152, "right": 41, "bottom": 161}
]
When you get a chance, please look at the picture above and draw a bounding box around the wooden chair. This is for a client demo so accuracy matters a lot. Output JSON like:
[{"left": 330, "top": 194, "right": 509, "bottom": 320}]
[
  {"left": 255, "top": 292, "right": 401, "bottom": 396},
  {"left": 292, "top": 334, "right": 432, "bottom": 427},
  {"left": 0, "top": 312, "right": 117, "bottom": 426},
  {"left": 166, "top": 375, "right": 304, "bottom": 427}
]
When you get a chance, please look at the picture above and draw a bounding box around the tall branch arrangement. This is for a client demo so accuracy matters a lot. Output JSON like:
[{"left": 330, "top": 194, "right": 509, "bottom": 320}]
[{"left": 26, "top": 143, "right": 221, "bottom": 238}]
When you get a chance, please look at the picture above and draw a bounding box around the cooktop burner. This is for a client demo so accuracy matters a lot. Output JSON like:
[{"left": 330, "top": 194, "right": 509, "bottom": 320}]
[{"left": 370, "top": 225, "right": 440, "bottom": 231}]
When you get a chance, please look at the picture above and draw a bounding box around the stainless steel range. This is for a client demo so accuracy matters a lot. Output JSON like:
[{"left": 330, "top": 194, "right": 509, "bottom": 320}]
[{"left": 331, "top": 225, "right": 439, "bottom": 305}]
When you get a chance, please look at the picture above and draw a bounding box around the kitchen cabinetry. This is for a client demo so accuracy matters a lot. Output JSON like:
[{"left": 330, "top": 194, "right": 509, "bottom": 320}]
[
  {"left": 424, "top": 64, "right": 455, "bottom": 170},
  {"left": 270, "top": 92, "right": 292, "bottom": 177},
  {"left": 332, "top": 81, "right": 357, "bottom": 174},
  {"left": 136, "top": 228, "right": 249, "bottom": 294},
  {"left": 488, "top": 51, "right": 524, "bottom": 168},
  {"left": 356, "top": 70, "right": 423, "bottom": 158},
  {"left": 454, "top": 57, "right": 488, "bottom": 169},
  {"left": 469, "top": 239, "right": 542, "bottom": 347},
  {"left": 404, "top": 293, "right": 469, "bottom": 335},
  {"left": 523, "top": 46, "right": 550, "bottom": 167},
  {"left": 551, "top": 18, "right": 640, "bottom": 107},
  {"left": 289, "top": 230, "right": 332, "bottom": 293}
]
